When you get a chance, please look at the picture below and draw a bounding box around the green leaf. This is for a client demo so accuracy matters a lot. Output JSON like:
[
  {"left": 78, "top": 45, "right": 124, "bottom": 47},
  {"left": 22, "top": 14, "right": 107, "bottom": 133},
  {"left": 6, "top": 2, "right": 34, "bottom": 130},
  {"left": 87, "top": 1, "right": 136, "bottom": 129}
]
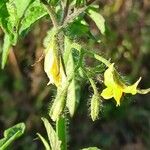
[
  {"left": 50, "top": 0, "right": 60, "bottom": 6},
  {"left": 87, "top": 9, "right": 105, "bottom": 35},
  {"left": 0, "top": 123, "right": 25, "bottom": 150},
  {"left": 19, "top": 0, "right": 48, "bottom": 33},
  {"left": 41, "top": 118, "right": 61, "bottom": 150},
  {"left": 13, "top": 0, "right": 34, "bottom": 18},
  {"left": 63, "top": 36, "right": 72, "bottom": 65},
  {"left": 0, "top": 1, "right": 5, "bottom": 10},
  {"left": 66, "top": 21, "right": 90, "bottom": 38},
  {"left": 0, "top": 0, "right": 34, "bottom": 44},
  {"left": 37, "top": 133, "right": 51, "bottom": 150},
  {"left": 1, "top": 34, "right": 11, "bottom": 69},
  {"left": 0, "top": 0, "right": 10, "bottom": 33},
  {"left": 6, "top": 0, "right": 18, "bottom": 44},
  {"left": 82, "top": 147, "right": 101, "bottom": 150},
  {"left": 64, "top": 37, "right": 81, "bottom": 117},
  {"left": 66, "top": 52, "right": 81, "bottom": 117},
  {"left": 76, "top": 0, "right": 86, "bottom": 7},
  {"left": 0, "top": 0, "right": 35, "bottom": 68}
]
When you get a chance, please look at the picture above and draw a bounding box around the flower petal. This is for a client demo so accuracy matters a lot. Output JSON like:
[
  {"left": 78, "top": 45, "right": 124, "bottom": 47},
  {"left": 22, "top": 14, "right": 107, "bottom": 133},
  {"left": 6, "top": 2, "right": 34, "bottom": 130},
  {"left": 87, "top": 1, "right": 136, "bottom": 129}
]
[
  {"left": 104, "top": 63, "right": 115, "bottom": 87},
  {"left": 123, "top": 77, "right": 141, "bottom": 95},
  {"left": 101, "top": 88, "right": 113, "bottom": 99},
  {"left": 113, "top": 84, "right": 123, "bottom": 106},
  {"left": 44, "top": 47, "right": 61, "bottom": 86}
]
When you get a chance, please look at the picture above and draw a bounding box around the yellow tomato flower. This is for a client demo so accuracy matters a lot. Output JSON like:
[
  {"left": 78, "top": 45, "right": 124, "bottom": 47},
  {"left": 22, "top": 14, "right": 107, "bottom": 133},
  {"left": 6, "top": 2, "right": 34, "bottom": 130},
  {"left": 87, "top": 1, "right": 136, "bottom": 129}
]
[
  {"left": 101, "top": 63, "right": 141, "bottom": 106},
  {"left": 44, "top": 44, "right": 66, "bottom": 87}
]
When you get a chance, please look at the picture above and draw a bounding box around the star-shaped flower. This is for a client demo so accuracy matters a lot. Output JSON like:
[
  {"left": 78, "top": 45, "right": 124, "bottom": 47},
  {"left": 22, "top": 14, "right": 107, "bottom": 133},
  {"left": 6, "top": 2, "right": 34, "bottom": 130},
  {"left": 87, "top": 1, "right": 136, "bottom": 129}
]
[{"left": 101, "top": 63, "right": 141, "bottom": 106}]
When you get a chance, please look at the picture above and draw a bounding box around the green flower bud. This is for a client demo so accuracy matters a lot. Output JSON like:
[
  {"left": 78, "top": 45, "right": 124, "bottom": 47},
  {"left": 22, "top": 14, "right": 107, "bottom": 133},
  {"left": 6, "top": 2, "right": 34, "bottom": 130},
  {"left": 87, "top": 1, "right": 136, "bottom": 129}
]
[
  {"left": 49, "top": 85, "right": 68, "bottom": 121},
  {"left": 90, "top": 93, "right": 101, "bottom": 121}
]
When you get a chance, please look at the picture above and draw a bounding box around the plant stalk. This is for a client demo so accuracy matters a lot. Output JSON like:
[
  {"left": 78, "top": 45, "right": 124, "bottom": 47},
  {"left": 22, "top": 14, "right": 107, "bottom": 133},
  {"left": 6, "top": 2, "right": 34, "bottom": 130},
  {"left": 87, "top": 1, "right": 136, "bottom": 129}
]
[
  {"left": 41, "top": 0, "right": 59, "bottom": 28},
  {"left": 56, "top": 116, "right": 67, "bottom": 150}
]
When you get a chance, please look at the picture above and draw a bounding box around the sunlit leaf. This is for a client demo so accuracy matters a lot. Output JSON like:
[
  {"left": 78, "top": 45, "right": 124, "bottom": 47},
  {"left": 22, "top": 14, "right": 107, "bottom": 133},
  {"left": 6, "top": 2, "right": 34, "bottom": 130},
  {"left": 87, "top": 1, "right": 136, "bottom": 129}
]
[
  {"left": 0, "top": 0, "right": 34, "bottom": 44},
  {"left": 20, "top": 0, "right": 48, "bottom": 34},
  {"left": 0, "top": 0, "right": 35, "bottom": 68}
]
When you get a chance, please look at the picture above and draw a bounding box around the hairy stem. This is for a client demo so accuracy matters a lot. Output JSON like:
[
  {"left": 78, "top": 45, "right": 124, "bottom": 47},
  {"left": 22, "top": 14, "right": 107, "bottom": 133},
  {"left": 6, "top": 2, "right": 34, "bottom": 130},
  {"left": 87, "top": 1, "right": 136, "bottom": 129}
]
[
  {"left": 61, "top": 0, "right": 97, "bottom": 29},
  {"left": 56, "top": 116, "right": 67, "bottom": 150},
  {"left": 85, "top": 50, "right": 111, "bottom": 67},
  {"left": 82, "top": 67, "right": 98, "bottom": 93},
  {"left": 72, "top": 42, "right": 111, "bottom": 67},
  {"left": 61, "top": 0, "right": 70, "bottom": 24},
  {"left": 41, "top": 0, "right": 59, "bottom": 28}
]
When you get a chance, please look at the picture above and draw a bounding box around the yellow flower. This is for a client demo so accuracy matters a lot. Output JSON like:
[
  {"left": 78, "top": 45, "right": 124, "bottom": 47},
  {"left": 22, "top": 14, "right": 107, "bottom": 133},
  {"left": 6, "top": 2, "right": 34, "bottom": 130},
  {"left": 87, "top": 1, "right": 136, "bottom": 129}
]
[
  {"left": 101, "top": 63, "right": 141, "bottom": 106},
  {"left": 44, "top": 44, "right": 66, "bottom": 87}
]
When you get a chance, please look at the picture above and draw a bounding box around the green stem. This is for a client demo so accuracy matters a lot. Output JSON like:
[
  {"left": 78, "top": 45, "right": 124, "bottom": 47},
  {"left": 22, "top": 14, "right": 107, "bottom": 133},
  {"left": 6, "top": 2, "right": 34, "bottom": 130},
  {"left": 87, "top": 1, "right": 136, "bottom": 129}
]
[
  {"left": 84, "top": 49, "right": 111, "bottom": 67},
  {"left": 88, "top": 77, "right": 98, "bottom": 94},
  {"left": 82, "top": 68, "right": 98, "bottom": 94},
  {"left": 71, "top": 42, "right": 111, "bottom": 67},
  {"left": 41, "top": 0, "right": 59, "bottom": 28},
  {"left": 56, "top": 116, "right": 67, "bottom": 150},
  {"left": 61, "top": 0, "right": 70, "bottom": 24},
  {"left": 60, "top": 0, "right": 97, "bottom": 29}
]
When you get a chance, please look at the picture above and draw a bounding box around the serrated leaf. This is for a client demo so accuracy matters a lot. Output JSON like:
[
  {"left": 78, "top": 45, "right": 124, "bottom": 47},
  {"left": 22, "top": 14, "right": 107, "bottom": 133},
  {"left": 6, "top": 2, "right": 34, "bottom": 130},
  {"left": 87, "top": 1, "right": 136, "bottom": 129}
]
[
  {"left": 19, "top": 0, "right": 48, "bottom": 33},
  {"left": 1, "top": 34, "right": 11, "bottom": 69},
  {"left": 0, "top": 123, "right": 25, "bottom": 150},
  {"left": 82, "top": 147, "right": 101, "bottom": 150},
  {"left": 87, "top": 9, "right": 105, "bottom": 35},
  {"left": 41, "top": 118, "right": 61, "bottom": 150},
  {"left": 37, "top": 133, "right": 51, "bottom": 150}
]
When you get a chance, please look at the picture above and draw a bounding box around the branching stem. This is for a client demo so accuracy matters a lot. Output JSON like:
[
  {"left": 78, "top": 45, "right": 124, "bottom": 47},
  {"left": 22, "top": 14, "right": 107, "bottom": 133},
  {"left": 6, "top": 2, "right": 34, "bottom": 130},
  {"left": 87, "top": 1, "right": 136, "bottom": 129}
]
[
  {"left": 61, "top": 0, "right": 97, "bottom": 29},
  {"left": 41, "top": 0, "right": 59, "bottom": 28}
]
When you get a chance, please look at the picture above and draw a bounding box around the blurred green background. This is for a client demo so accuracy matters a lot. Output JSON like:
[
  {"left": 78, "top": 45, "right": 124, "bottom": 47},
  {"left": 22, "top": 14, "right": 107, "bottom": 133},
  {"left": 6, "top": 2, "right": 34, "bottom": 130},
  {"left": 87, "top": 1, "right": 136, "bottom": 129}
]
[{"left": 0, "top": 0, "right": 150, "bottom": 150}]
